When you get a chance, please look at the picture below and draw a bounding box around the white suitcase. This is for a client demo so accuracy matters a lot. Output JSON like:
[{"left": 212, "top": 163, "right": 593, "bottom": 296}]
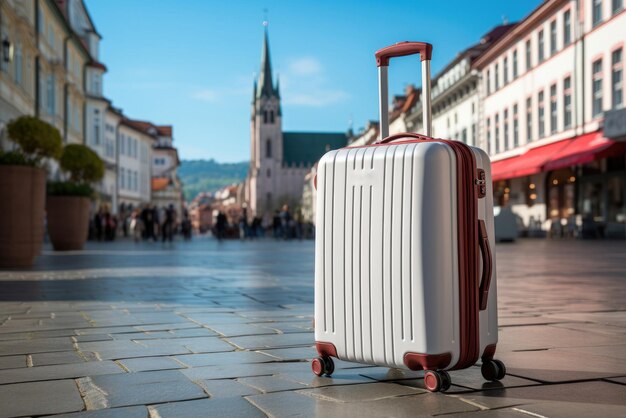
[{"left": 312, "top": 42, "right": 504, "bottom": 392}]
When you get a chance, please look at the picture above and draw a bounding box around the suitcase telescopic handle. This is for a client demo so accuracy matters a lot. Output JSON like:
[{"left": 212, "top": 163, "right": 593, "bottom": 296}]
[
  {"left": 375, "top": 41, "right": 433, "bottom": 141},
  {"left": 478, "top": 220, "right": 493, "bottom": 311}
]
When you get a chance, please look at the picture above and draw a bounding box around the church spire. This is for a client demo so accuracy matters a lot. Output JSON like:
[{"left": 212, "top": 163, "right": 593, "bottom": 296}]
[{"left": 257, "top": 26, "right": 278, "bottom": 99}]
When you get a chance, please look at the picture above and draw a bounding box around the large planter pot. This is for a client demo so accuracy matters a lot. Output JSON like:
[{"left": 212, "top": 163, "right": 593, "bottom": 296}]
[
  {"left": 47, "top": 195, "right": 91, "bottom": 251},
  {"left": 0, "top": 165, "right": 46, "bottom": 267}
]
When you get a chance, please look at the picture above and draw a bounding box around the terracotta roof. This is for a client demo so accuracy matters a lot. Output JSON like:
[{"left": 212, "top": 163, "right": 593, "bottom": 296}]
[
  {"left": 152, "top": 178, "right": 169, "bottom": 191},
  {"left": 156, "top": 125, "right": 173, "bottom": 137},
  {"left": 88, "top": 61, "right": 107, "bottom": 72}
]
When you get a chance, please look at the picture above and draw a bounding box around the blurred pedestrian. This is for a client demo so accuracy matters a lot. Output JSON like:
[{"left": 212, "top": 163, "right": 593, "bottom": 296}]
[{"left": 215, "top": 211, "right": 227, "bottom": 240}]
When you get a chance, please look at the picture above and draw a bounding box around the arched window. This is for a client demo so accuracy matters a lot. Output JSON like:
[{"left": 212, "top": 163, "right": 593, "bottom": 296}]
[
  {"left": 266, "top": 139, "right": 272, "bottom": 158},
  {"left": 270, "top": 110, "right": 275, "bottom": 124},
  {"left": 263, "top": 110, "right": 268, "bottom": 124}
]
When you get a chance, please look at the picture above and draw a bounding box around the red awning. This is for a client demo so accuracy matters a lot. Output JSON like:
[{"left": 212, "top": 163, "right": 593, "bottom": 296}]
[
  {"left": 544, "top": 132, "right": 622, "bottom": 171},
  {"left": 491, "top": 139, "right": 570, "bottom": 182}
]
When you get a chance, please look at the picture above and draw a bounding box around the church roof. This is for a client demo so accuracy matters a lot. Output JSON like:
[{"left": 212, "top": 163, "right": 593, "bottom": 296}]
[
  {"left": 283, "top": 132, "right": 348, "bottom": 166},
  {"left": 257, "top": 29, "right": 279, "bottom": 99}
]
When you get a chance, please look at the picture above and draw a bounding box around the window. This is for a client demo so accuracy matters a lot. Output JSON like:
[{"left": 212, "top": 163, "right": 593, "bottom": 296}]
[
  {"left": 593, "top": 59, "right": 603, "bottom": 116},
  {"left": 486, "top": 117, "right": 491, "bottom": 154},
  {"left": 526, "top": 40, "right": 532, "bottom": 71},
  {"left": 495, "top": 63, "right": 500, "bottom": 90},
  {"left": 265, "top": 138, "right": 272, "bottom": 158},
  {"left": 503, "top": 109, "right": 509, "bottom": 150},
  {"left": 74, "top": 105, "right": 80, "bottom": 132},
  {"left": 538, "top": 91, "right": 545, "bottom": 138},
  {"left": 94, "top": 117, "right": 100, "bottom": 145},
  {"left": 486, "top": 69, "right": 491, "bottom": 94},
  {"left": 593, "top": 0, "right": 603, "bottom": 27},
  {"left": 513, "top": 104, "right": 519, "bottom": 148},
  {"left": 550, "top": 20, "right": 557, "bottom": 55},
  {"left": 270, "top": 110, "right": 275, "bottom": 124},
  {"left": 550, "top": 84, "right": 558, "bottom": 133},
  {"left": 495, "top": 114, "right": 500, "bottom": 153},
  {"left": 564, "top": 76, "right": 572, "bottom": 128},
  {"left": 538, "top": 30, "right": 544, "bottom": 63},
  {"left": 48, "top": 24, "right": 55, "bottom": 49},
  {"left": 614, "top": 0, "right": 624, "bottom": 14},
  {"left": 612, "top": 49, "right": 623, "bottom": 109},
  {"left": 503, "top": 57, "right": 509, "bottom": 85},
  {"left": 46, "top": 74, "right": 55, "bottom": 115},
  {"left": 120, "top": 168, "right": 125, "bottom": 189},
  {"left": 471, "top": 123, "right": 476, "bottom": 147},
  {"left": 119, "top": 135, "right": 125, "bottom": 156},
  {"left": 263, "top": 110, "right": 268, "bottom": 124},
  {"left": 513, "top": 49, "right": 518, "bottom": 79},
  {"left": 13, "top": 43, "right": 22, "bottom": 85},
  {"left": 563, "top": 10, "right": 571, "bottom": 46},
  {"left": 267, "top": 168, "right": 271, "bottom": 178},
  {"left": 526, "top": 97, "right": 533, "bottom": 142}
]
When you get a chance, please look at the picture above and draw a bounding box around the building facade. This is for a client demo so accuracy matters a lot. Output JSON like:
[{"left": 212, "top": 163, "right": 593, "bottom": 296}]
[
  {"left": 405, "top": 24, "right": 515, "bottom": 144},
  {"left": 0, "top": 0, "right": 89, "bottom": 154},
  {"left": 243, "top": 29, "right": 348, "bottom": 219},
  {"left": 117, "top": 119, "right": 154, "bottom": 210},
  {"left": 151, "top": 125, "right": 184, "bottom": 216},
  {"left": 474, "top": 0, "right": 626, "bottom": 237},
  {"left": 0, "top": 0, "right": 37, "bottom": 139}
]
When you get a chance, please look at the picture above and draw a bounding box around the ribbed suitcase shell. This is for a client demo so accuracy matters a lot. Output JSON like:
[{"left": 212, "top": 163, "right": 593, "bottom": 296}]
[{"left": 314, "top": 141, "right": 498, "bottom": 371}]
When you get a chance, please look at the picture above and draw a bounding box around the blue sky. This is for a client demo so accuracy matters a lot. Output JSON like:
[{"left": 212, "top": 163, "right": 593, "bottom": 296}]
[{"left": 85, "top": 0, "right": 541, "bottom": 162}]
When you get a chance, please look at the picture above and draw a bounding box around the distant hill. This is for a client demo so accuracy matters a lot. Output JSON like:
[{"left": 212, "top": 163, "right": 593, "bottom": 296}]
[{"left": 179, "top": 159, "right": 248, "bottom": 201}]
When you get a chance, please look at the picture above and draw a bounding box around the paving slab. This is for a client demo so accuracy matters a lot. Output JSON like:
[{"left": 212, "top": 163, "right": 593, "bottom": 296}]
[
  {"left": 30, "top": 350, "right": 88, "bottom": 366},
  {"left": 248, "top": 389, "right": 480, "bottom": 417},
  {"left": 116, "top": 356, "right": 184, "bottom": 372},
  {"left": 0, "top": 380, "right": 84, "bottom": 418},
  {"left": 498, "top": 348, "right": 626, "bottom": 382},
  {"left": 0, "top": 360, "right": 124, "bottom": 385},
  {"left": 224, "top": 332, "right": 314, "bottom": 350},
  {"left": 0, "top": 355, "right": 26, "bottom": 370},
  {"left": 149, "top": 397, "right": 266, "bottom": 418},
  {"left": 173, "top": 350, "right": 274, "bottom": 367},
  {"left": 452, "top": 380, "right": 626, "bottom": 410},
  {"left": 52, "top": 405, "right": 149, "bottom": 418},
  {"left": 196, "top": 378, "right": 262, "bottom": 397},
  {"left": 76, "top": 370, "right": 207, "bottom": 409}
]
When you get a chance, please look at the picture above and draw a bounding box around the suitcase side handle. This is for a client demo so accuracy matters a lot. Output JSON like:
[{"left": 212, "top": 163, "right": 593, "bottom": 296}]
[
  {"left": 376, "top": 42, "right": 432, "bottom": 140},
  {"left": 478, "top": 219, "right": 493, "bottom": 311}
]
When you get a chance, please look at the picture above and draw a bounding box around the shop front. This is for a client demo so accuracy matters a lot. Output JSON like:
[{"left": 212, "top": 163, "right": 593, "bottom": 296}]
[{"left": 491, "top": 130, "right": 626, "bottom": 238}]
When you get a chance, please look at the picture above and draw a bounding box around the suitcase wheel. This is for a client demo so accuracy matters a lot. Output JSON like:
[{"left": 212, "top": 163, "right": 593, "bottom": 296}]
[
  {"left": 424, "top": 370, "right": 451, "bottom": 392},
  {"left": 481, "top": 359, "right": 506, "bottom": 381},
  {"left": 311, "top": 356, "right": 334, "bottom": 377}
]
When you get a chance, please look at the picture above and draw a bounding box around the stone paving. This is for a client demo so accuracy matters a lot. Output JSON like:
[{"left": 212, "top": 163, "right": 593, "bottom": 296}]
[{"left": 0, "top": 238, "right": 625, "bottom": 417}]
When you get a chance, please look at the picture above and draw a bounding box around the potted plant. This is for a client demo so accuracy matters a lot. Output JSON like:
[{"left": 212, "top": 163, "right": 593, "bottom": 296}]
[
  {"left": 47, "top": 144, "right": 104, "bottom": 251},
  {"left": 0, "top": 116, "right": 63, "bottom": 267}
]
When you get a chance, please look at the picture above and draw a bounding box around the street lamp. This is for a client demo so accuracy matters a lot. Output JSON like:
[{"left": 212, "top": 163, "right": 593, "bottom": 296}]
[{"left": 2, "top": 38, "right": 14, "bottom": 63}]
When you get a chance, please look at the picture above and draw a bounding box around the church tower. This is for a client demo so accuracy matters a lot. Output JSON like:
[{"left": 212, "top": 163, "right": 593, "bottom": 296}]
[{"left": 249, "top": 28, "right": 282, "bottom": 217}]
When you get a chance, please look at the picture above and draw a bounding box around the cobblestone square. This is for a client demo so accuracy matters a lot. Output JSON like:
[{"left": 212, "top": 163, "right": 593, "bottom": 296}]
[{"left": 0, "top": 238, "right": 625, "bottom": 417}]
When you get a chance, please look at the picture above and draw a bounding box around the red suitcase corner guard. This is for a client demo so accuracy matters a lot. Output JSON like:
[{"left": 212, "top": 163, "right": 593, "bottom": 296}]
[
  {"left": 403, "top": 352, "right": 452, "bottom": 371},
  {"left": 315, "top": 341, "right": 338, "bottom": 358}
]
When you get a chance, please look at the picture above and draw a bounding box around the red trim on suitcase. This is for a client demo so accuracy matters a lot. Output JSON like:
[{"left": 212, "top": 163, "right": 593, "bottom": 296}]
[
  {"left": 316, "top": 341, "right": 338, "bottom": 358},
  {"left": 403, "top": 352, "right": 452, "bottom": 371},
  {"left": 481, "top": 344, "right": 497, "bottom": 361}
]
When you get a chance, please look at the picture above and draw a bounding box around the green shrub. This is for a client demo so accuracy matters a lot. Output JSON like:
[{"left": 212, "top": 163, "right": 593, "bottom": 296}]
[
  {"left": 59, "top": 144, "right": 105, "bottom": 183},
  {"left": 6, "top": 116, "right": 63, "bottom": 165},
  {"left": 0, "top": 150, "right": 34, "bottom": 166},
  {"left": 47, "top": 181, "right": 94, "bottom": 198}
]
